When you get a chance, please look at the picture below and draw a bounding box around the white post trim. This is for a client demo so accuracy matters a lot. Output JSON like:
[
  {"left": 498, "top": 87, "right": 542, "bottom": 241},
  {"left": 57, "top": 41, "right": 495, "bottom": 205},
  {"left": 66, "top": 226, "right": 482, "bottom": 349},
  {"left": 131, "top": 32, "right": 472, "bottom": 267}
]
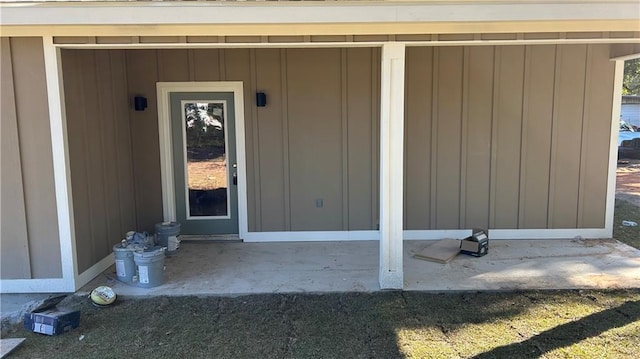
[
  {"left": 605, "top": 60, "right": 624, "bottom": 236},
  {"left": 75, "top": 253, "right": 114, "bottom": 290},
  {"left": 42, "top": 36, "right": 77, "bottom": 292},
  {"left": 0, "top": 279, "right": 73, "bottom": 294},
  {"left": 379, "top": 43, "right": 406, "bottom": 290},
  {"left": 156, "top": 82, "right": 248, "bottom": 239}
]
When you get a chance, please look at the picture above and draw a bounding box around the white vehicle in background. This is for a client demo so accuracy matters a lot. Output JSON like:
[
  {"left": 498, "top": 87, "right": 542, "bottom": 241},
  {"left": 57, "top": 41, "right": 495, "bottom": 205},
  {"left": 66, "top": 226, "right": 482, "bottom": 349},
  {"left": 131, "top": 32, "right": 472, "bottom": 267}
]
[{"left": 619, "top": 119, "right": 640, "bottom": 159}]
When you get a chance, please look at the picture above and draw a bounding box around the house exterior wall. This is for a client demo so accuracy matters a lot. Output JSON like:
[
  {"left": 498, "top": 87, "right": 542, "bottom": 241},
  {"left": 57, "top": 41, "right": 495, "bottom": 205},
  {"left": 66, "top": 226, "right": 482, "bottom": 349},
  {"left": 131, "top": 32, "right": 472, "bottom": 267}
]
[
  {"left": 0, "top": 37, "right": 62, "bottom": 279},
  {"left": 118, "top": 48, "right": 381, "bottom": 232},
  {"left": 60, "top": 44, "right": 616, "bottom": 237},
  {"left": 60, "top": 49, "right": 137, "bottom": 273},
  {"left": 404, "top": 44, "right": 614, "bottom": 230},
  {"left": 0, "top": 2, "right": 634, "bottom": 293}
]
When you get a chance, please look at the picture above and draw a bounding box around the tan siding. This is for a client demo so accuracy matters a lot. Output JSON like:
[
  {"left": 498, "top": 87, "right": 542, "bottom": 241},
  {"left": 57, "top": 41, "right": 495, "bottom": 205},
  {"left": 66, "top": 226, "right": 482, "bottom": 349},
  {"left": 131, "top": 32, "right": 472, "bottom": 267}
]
[
  {"left": 192, "top": 49, "right": 221, "bottom": 81},
  {"left": 158, "top": 49, "right": 190, "bottom": 82},
  {"left": 434, "top": 47, "right": 464, "bottom": 229},
  {"left": 519, "top": 45, "right": 555, "bottom": 228},
  {"left": 370, "top": 48, "right": 381, "bottom": 230},
  {"left": 225, "top": 36, "right": 262, "bottom": 43},
  {"left": 111, "top": 50, "right": 138, "bottom": 242},
  {"left": 187, "top": 36, "right": 221, "bottom": 43},
  {"left": 405, "top": 44, "right": 611, "bottom": 230},
  {"left": 549, "top": 45, "right": 588, "bottom": 228},
  {"left": 280, "top": 49, "right": 292, "bottom": 230},
  {"left": 224, "top": 49, "right": 258, "bottom": 231},
  {"left": 61, "top": 44, "right": 612, "bottom": 236},
  {"left": 96, "top": 36, "right": 137, "bottom": 44},
  {"left": 63, "top": 50, "right": 94, "bottom": 272},
  {"left": 311, "top": 35, "right": 348, "bottom": 42},
  {"left": 268, "top": 36, "right": 305, "bottom": 43},
  {"left": 10, "top": 37, "right": 62, "bottom": 278},
  {"left": 95, "top": 50, "right": 135, "bottom": 259},
  {"left": 54, "top": 36, "right": 94, "bottom": 44},
  {"left": 287, "top": 49, "right": 344, "bottom": 230},
  {"left": 463, "top": 46, "right": 494, "bottom": 229},
  {"left": 255, "top": 49, "right": 287, "bottom": 231},
  {"left": 578, "top": 44, "right": 614, "bottom": 228},
  {"left": 491, "top": 46, "right": 525, "bottom": 229},
  {"left": 404, "top": 47, "right": 433, "bottom": 230},
  {"left": 1, "top": 38, "right": 31, "bottom": 279},
  {"left": 139, "top": 36, "right": 183, "bottom": 44},
  {"left": 126, "top": 50, "right": 163, "bottom": 232},
  {"left": 62, "top": 49, "right": 137, "bottom": 273},
  {"left": 80, "top": 50, "right": 109, "bottom": 270},
  {"left": 346, "top": 47, "right": 377, "bottom": 230},
  {"left": 120, "top": 48, "right": 372, "bottom": 233}
]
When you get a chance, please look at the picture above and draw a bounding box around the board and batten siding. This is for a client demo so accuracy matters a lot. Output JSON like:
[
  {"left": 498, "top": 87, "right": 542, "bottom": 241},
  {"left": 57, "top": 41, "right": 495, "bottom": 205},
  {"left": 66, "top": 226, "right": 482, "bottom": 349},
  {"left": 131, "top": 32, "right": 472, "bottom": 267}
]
[
  {"left": 60, "top": 44, "right": 615, "bottom": 237},
  {"left": 61, "top": 49, "right": 137, "bottom": 273},
  {"left": 1, "top": 37, "right": 62, "bottom": 279},
  {"left": 404, "top": 44, "right": 614, "bottom": 230},
  {"left": 118, "top": 48, "right": 381, "bottom": 232}
]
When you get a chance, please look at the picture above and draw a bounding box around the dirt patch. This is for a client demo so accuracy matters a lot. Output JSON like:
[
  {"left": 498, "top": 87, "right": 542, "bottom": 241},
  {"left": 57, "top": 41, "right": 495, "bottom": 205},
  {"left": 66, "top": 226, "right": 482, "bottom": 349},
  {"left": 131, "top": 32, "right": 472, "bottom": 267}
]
[
  {"left": 616, "top": 160, "right": 640, "bottom": 207},
  {"left": 187, "top": 159, "right": 227, "bottom": 190}
]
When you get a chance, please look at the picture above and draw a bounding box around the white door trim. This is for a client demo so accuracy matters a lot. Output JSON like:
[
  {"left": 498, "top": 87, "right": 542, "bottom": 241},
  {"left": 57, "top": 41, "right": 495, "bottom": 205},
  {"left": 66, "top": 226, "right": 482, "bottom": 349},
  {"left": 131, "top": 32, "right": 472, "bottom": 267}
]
[{"left": 157, "top": 82, "right": 248, "bottom": 239}]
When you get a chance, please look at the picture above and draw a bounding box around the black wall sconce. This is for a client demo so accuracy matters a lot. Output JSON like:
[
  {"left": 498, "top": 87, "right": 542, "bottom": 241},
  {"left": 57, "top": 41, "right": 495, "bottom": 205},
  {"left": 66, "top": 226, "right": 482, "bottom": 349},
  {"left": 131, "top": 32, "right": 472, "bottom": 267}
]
[
  {"left": 134, "top": 96, "right": 148, "bottom": 111},
  {"left": 256, "top": 92, "right": 267, "bottom": 107}
]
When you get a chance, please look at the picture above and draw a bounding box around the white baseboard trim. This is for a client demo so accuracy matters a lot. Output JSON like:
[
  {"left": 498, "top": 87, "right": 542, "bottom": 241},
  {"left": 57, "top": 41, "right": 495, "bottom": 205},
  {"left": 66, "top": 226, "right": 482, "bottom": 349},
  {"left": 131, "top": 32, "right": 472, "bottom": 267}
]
[
  {"left": 0, "top": 278, "right": 74, "bottom": 294},
  {"left": 243, "top": 230, "right": 379, "bottom": 242},
  {"left": 403, "top": 230, "right": 473, "bottom": 240},
  {"left": 488, "top": 228, "right": 611, "bottom": 239},
  {"left": 404, "top": 228, "right": 611, "bottom": 240},
  {"left": 242, "top": 228, "right": 611, "bottom": 243},
  {"left": 74, "top": 253, "right": 114, "bottom": 290}
]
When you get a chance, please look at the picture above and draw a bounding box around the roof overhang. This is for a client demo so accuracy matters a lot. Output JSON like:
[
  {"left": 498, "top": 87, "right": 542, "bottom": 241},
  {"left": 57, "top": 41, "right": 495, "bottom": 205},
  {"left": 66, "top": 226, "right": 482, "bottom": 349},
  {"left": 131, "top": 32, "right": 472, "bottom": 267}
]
[{"left": 1, "top": 1, "right": 639, "bottom": 37}]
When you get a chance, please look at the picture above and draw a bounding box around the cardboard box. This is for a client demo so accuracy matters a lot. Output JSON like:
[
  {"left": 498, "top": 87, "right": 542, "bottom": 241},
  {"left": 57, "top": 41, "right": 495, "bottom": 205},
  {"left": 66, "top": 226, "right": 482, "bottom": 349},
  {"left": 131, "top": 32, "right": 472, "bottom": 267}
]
[
  {"left": 459, "top": 228, "right": 489, "bottom": 257},
  {"left": 23, "top": 296, "right": 80, "bottom": 336}
]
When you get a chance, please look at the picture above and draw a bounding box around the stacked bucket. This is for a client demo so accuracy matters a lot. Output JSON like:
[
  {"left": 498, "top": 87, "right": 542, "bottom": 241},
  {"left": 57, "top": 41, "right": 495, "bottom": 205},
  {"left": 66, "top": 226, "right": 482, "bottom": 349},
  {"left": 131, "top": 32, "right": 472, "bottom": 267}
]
[{"left": 112, "top": 222, "right": 181, "bottom": 288}]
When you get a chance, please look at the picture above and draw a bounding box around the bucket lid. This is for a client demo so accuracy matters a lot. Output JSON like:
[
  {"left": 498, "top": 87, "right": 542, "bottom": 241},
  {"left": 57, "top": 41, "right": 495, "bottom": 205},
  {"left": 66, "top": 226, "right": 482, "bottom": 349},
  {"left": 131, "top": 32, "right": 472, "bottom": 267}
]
[
  {"left": 133, "top": 246, "right": 165, "bottom": 258},
  {"left": 113, "top": 243, "right": 136, "bottom": 252},
  {"left": 155, "top": 221, "right": 180, "bottom": 230}
]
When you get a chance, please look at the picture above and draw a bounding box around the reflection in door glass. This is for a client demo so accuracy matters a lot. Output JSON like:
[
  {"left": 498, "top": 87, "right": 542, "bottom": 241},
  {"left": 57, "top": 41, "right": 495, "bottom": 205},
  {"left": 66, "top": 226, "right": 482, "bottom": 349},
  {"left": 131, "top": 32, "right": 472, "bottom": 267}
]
[{"left": 184, "top": 102, "right": 228, "bottom": 217}]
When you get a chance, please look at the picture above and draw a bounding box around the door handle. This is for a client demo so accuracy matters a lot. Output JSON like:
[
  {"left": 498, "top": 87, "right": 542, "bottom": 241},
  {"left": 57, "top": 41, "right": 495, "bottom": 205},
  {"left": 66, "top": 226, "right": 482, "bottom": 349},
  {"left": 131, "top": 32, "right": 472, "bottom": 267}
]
[{"left": 232, "top": 163, "right": 237, "bottom": 185}]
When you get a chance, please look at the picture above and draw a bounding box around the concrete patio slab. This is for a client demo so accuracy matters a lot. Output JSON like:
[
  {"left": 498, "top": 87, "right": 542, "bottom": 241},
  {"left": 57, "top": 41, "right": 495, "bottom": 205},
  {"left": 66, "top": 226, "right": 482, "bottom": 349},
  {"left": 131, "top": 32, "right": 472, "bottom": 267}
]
[
  {"left": 76, "top": 238, "right": 640, "bottom": 297},
  {"left": 405, "top": 238, "right": 640, "bottom": 291},
  {"left": 2, "top": 238, "right": 639, "bottom": 328}
]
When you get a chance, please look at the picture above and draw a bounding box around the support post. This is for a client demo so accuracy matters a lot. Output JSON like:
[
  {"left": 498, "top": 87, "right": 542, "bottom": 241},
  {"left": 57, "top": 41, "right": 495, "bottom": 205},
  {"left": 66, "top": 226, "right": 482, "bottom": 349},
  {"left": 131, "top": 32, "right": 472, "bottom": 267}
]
[
  {"left": 43, "top": 36, "right": 78, "bottom": 291},
  {"left": 604, "top": 59, "right": 624, "bottom": 237},
  {"left": 379, "top": 43, "right": 405, "bottom": 289}
]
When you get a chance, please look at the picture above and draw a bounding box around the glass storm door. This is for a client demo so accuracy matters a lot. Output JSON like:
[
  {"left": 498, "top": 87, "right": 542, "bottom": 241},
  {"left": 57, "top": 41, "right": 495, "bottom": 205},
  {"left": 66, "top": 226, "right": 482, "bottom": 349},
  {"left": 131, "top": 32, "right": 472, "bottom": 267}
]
[{"left": 170, "top": 92, "right": 238, "bottom": 234}]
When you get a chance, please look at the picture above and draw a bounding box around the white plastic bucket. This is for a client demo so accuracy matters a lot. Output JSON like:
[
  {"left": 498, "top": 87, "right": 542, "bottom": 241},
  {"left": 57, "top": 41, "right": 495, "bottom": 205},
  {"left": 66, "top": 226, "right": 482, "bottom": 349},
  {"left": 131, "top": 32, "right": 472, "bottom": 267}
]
[
  {"left": 113, "top": 245, "right": 136, "bottom": 283},
  {"left": 133, "top": 247, "right": 165, "bottom": 288},
  {"left": 155, "top": 222, "right": 181, "bottom": 255}
]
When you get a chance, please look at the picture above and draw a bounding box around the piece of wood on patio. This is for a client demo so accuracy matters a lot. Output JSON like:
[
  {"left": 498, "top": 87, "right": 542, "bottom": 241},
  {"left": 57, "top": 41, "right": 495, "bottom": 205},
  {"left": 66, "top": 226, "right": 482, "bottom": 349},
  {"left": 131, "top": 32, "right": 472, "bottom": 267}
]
[{"left": 413, "top": 238, "right": 461, "bottom": 264}]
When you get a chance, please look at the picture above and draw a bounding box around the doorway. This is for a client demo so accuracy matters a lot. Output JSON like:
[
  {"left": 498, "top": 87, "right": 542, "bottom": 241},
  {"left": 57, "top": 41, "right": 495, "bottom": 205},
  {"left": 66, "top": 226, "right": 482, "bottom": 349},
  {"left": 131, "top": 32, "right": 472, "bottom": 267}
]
[{"left": 157, "top": 82, "right": 247, "bottom": 237}]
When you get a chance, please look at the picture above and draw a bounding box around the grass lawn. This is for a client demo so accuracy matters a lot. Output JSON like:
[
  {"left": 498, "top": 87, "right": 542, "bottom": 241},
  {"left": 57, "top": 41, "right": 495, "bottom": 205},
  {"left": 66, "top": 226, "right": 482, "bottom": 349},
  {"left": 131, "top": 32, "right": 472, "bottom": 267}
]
[
  {"left": 4, "top": 290, "right": 639, "bottom": 358},
  {"left": 613, "top": 199, "right": 640, "bottom": 250}
]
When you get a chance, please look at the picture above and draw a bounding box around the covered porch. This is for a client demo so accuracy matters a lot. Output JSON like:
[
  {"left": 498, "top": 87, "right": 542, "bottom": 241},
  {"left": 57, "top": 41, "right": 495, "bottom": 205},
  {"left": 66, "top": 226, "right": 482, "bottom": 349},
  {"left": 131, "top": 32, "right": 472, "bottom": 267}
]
[
  {"left": 80, "top": 239, "right": 640, "bottom": 296},
  {"left": 2, "top": 1, "right": 640, "bottom": 294}
]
